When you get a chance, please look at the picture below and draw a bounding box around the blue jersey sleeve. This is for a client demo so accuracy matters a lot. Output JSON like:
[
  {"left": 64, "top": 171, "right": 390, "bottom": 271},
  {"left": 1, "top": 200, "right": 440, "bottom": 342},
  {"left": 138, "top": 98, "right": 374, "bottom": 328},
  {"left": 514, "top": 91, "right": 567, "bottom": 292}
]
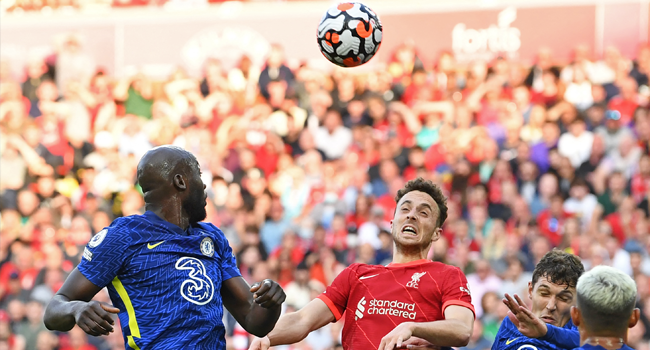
[
  {"left": 541, "top": 323, "right": 580, "bottom": 349},
  {"left": 77, "top": 222, "right": 132, "bottom": 288},
  {"left": 219, "top": 237, "right": 241, "bottom": 281}
]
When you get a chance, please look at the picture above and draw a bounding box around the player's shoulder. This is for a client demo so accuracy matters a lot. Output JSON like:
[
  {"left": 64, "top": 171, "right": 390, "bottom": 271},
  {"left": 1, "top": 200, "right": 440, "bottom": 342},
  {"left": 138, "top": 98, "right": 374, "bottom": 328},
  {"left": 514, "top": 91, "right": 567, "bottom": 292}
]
[
  {"left": 86, "top": 216, "right": 138, "bottom": 249},
  {"left": 427, "top": 261, "right": 464, "bottom": 273},
  {"left": 194, "top": 222, "right": 224, "bottom": 235},
  {"left": 341, "top": 263, "right": 384, "bottom": 277},
  {"left": 494, "top": 316, "right": 520, "bottom": 340},
  {"left": 194, "top": 222, "right": 230, "bottom": 247}
]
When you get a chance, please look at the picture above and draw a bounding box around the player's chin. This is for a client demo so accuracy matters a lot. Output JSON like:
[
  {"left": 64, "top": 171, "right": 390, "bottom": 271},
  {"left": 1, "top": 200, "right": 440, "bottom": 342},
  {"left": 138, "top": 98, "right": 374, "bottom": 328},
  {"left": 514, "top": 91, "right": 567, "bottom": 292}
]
[{"left": 395, "top": 236, "right": 423, "bottom": 247}]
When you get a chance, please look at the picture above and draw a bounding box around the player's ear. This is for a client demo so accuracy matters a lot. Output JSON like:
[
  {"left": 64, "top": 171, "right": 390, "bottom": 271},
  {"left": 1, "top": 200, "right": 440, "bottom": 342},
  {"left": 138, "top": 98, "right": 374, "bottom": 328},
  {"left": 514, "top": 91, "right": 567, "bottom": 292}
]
[
  {"left": 528, "top": 281, "right": 533, "bottom": 300},
  {"left": 629, "top": 308, "right": 641, "bottom": 329},
  {"left": 570, "top": 306, "right": 581, "bottom": 327},
  {"left": 173, "top": 174, "right": 187, "bottom": 190},
  {"left": 431, "top": 227, "right": 442, "bottom": 242}
]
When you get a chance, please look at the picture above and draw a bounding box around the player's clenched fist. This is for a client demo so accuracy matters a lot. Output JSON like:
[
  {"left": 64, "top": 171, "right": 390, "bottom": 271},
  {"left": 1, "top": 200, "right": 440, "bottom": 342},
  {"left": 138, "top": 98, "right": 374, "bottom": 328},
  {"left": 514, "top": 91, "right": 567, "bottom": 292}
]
[
  {"left": 73, "top": 301, "right": 120, "bottom": 336},
  {"left": 250, "top": 279, "right": 286, "bottom": 309},
  {"left": 248, "top": 335, "right": 271, "bottom": 350}
]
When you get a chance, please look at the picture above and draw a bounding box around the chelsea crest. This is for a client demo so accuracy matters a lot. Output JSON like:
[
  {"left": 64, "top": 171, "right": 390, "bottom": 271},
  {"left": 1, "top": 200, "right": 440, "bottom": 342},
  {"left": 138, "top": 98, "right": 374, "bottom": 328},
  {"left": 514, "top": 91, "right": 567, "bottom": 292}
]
[{"left": 200, "top": 237, "right": 214, "bottom": 257}]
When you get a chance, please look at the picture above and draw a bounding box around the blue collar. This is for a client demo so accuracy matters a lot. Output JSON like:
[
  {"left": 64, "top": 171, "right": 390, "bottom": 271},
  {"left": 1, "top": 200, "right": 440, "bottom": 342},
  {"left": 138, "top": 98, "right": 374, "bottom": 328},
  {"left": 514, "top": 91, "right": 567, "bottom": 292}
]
[{"left": 143, "top": 211, "right": 189, "bottom": 236}]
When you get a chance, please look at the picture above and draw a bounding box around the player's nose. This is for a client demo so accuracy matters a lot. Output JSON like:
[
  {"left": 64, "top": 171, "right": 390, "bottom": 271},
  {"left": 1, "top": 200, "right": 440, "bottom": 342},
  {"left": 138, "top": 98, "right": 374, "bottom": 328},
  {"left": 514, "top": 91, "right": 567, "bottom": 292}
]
[{"left": 545, "top": 298, "right": 557, "bottom": 311}]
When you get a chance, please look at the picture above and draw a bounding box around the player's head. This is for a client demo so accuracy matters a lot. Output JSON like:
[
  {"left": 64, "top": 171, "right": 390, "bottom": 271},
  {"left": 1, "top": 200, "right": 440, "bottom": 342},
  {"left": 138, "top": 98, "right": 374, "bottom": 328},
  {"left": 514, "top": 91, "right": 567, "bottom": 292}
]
[
  {"left": 528, "top": 249, "right": 584, "bottom": 328},
  {"left": 571, "top": 265, "right": 640, "bottom": 339},
  {"left": 137, "top": 145, "right": 207, "bottom": 223},
  {"left": 391, "top": 178, "right": 448, "bottom": 254}
]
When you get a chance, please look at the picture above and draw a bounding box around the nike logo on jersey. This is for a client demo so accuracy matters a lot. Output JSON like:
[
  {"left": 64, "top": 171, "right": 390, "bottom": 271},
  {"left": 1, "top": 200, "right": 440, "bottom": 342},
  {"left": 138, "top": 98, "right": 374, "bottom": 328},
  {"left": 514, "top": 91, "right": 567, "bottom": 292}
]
[
  {"left": 506, "top": 337, "right": 519, "bottom": 345},
  {"left": 147, "top": 241, "right": 165, "bottom": 249},
  {"left": 359, "top": 274, "right": 379, "bottom": 280}
]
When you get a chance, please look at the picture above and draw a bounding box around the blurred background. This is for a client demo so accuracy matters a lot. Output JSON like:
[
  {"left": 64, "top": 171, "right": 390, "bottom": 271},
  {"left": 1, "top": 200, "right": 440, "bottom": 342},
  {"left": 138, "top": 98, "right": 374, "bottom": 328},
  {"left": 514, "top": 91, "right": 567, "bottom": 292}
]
[{"left": 1, "top": 0, "right": 650, "bottom": 349}]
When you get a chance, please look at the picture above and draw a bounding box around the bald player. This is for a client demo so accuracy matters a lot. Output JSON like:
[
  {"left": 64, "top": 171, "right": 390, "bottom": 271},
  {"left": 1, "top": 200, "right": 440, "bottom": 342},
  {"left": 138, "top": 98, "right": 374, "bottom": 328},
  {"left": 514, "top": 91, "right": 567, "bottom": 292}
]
[{"left": 45, "top": 146, "right": 286, "bottom": 349}]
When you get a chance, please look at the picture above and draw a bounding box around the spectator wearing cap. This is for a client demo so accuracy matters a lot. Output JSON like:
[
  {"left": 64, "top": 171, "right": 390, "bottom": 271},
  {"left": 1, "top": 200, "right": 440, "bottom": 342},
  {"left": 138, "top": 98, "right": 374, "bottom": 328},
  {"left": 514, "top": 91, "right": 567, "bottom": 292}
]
[
  {"left": 595, "top": 109, "right": 635, "bottom": 157},
  {"left": 558, "top": 116, "right": 594, "bottom": 168}
]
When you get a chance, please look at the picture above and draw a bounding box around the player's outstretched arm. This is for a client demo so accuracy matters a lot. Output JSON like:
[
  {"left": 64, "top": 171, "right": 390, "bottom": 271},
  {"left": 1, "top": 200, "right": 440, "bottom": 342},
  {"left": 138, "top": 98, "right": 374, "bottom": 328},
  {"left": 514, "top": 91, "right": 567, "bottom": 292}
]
[
  {"left": 222, "top": 277, "right": 286, "bottom": 337},
  {"left": 248, "top": 297, "right": 336, "bottom": 350},
  {"left": 44, "top": 268, "right": 120, "bottom": 336},
  {"left": 378, "top": 305, "right": 474, "bottom": 350},
  {"left": 503, "top": 293, "right": 580, "bottom": 349}
]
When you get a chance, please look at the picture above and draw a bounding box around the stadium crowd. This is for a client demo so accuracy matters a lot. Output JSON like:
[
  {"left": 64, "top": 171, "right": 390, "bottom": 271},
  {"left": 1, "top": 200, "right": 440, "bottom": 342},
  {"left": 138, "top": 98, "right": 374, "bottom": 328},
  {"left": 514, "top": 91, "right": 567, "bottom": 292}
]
[{"left": 1, "top": 31, "right": 650, "bottom": 350}]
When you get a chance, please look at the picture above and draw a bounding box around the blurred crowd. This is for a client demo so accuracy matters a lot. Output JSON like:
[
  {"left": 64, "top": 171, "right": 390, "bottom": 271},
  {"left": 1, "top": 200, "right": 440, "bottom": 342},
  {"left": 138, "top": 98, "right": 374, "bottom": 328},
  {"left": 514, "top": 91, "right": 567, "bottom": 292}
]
[
  {"left": 1, "top": 30, "right": 650, "bottom": 350},
  {"left": 2, "top": 0, "right": 285, "bottom": 14}
]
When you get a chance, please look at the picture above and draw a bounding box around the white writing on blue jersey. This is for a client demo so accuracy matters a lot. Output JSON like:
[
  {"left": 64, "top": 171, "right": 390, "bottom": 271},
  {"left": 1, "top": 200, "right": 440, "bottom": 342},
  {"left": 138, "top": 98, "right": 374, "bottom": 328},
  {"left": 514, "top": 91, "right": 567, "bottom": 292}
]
[
  {"left": 175, "top": 257, "right": 215, "bottom": 305},
  {"left": 518, "top": 346, "right": 539, "bottom": 350}
]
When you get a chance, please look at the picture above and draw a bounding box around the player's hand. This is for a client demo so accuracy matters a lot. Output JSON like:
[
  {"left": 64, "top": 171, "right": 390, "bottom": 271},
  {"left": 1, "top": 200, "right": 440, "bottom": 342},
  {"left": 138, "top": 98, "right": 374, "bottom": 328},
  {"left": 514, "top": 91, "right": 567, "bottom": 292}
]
[
  {"left": 248, "top": 336, "right": 271, "bottom": 350},
  {"left": 378, "top": 322, "right": 414, "bottom": 350},
  {"left": 250, "top": 279, "right": 286, "bottom": 309},
  {"left": 503, "top": 293, "right": 548, "bottom": 338},
  {"left": 398, "top": 336, "right": 442, "bottom": 349},
  {"left": 73, "top": 301, "right": 120, "bottom": 336}
]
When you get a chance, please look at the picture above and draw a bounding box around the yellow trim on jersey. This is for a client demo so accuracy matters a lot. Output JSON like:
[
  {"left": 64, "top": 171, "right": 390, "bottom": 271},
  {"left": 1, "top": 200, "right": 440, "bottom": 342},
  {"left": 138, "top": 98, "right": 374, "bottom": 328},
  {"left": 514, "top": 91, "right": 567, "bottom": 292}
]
[{"left": 112, "top": 277, "right": 142, "bottom": 350}]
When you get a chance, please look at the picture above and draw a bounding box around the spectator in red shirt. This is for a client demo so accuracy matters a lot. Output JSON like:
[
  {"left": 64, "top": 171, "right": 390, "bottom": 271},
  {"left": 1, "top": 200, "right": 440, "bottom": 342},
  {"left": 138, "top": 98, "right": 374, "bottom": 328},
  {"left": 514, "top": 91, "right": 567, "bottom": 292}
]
[
  {"left": 537, "top": 194, "right": 573, "bottom": 247},
  {"left": 604, "top": 196, "right": 643, "bottom": 244},
  {"left": 607, "top": 76, "right": 639, "bottom": 126},
  {"left": 631, "top": 154, "right": 650, "bottom": 203}
]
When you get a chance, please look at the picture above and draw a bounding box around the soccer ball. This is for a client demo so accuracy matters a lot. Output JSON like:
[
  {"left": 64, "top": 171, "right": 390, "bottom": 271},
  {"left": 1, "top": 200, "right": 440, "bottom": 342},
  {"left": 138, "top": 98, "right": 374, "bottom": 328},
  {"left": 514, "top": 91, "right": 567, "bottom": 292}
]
[{"left": 317, "top": 2, "right": 383, "bottom": 68}]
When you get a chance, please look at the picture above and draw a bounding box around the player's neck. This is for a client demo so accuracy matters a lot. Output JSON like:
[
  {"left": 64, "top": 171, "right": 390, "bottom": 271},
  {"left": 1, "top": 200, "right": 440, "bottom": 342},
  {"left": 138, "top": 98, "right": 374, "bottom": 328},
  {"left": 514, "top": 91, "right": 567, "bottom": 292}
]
[
  {"left": 391, "top": 249, "right": 428, "bottom": 264},
  {"left": 146, "top": 204, "right": 190, "bottom": 231},
  {"left": 581, "top": 331, "right": 627, "bottom": 350},
  {"left": 391, "top": 242, "right": 431, "bottom": 264}
]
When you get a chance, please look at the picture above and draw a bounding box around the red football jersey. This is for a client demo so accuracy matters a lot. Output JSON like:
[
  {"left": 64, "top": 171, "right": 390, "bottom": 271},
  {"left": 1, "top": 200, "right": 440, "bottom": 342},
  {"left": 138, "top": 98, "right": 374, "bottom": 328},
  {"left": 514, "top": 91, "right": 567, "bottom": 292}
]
[{"left": 317, "top": 259, "right": 475, "bottom": 350}]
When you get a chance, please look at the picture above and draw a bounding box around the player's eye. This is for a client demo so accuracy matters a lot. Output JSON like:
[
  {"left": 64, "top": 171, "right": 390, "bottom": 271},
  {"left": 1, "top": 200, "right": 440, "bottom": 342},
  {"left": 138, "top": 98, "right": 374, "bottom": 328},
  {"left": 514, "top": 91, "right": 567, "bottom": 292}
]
[
  {"left": 401, "top": 207, "right": 409, "bottom": 212},
  {"left": 420, "top": 211, "right": 428, "bottom": 217}
]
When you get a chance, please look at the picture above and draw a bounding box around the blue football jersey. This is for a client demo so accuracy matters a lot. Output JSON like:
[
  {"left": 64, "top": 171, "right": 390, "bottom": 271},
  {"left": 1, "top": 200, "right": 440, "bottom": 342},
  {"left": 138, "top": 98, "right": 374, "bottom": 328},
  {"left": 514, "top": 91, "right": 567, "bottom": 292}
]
[
  {"left": 492, "top": 317, "right": 580, "bottom": 350},
  {"left": 573, "top": 345, "right": 635, "bottom": 350},
  {"left": 78, "top": 211, "right": 241, "bottom": 350}
]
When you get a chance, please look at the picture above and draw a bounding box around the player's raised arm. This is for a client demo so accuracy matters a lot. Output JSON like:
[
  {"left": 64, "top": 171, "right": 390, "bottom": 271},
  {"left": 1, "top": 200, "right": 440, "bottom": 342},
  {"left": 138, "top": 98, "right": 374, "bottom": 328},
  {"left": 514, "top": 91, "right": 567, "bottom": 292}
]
[
  {"left": 44, "top": 268, "right": 120, "bottom": 336},
  {"left": 377, "top": 305, "right": 474, "bottom": 350},
  {"left": 248, "top": 297, "right": 336, "bottom": 350},
  {"left": 221, "top": 276, "right": 286, "bottom": 337}
]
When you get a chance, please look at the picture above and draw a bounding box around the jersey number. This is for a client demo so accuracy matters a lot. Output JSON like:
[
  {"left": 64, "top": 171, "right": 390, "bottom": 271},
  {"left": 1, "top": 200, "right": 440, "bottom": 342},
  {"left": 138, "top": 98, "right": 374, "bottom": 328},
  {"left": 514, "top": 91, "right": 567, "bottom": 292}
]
[{"left": 175, "top": 257, "right": 215, "bottom": 305}]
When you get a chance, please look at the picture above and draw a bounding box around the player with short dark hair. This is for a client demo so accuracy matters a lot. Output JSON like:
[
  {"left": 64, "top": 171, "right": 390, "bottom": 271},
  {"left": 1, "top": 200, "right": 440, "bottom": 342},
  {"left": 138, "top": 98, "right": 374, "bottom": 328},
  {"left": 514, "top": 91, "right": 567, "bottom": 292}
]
[
  {"left": 493, "top": 249, "right": 585, "bottom": 350},
  {"left": 44, "top": 145, "right": 286, "bottom": 349},
  {"left": 249, "top": 177, "right": 475, "bottom": 350},
  {"left": 571, "top": 265, "right": 639, "bottom": 350}
]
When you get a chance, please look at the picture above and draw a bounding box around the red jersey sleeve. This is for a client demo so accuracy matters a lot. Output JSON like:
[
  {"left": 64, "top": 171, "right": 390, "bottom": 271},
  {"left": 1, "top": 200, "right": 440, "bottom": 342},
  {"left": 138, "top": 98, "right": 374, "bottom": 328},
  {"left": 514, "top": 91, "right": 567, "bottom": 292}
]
[
  {"left": 441, "top": 267, "right": 475, "bottom": 318},
  {"left": 317, "top": 264, "right": 355, "bottom": 321}
]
